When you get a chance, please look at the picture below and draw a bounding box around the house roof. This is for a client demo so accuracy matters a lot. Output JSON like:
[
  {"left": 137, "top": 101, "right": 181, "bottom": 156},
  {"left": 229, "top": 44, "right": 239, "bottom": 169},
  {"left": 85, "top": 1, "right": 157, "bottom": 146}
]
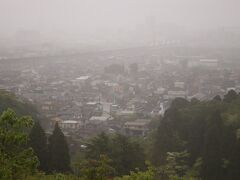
[
  {"left": 125, "top": 119, "right": 151, "bottom": 126},
  {"left": 61, "top": 120, "right": 79, "bottom": 124},
  {"left": 89, "top": 115, "right": 111, "bottom": 121}
]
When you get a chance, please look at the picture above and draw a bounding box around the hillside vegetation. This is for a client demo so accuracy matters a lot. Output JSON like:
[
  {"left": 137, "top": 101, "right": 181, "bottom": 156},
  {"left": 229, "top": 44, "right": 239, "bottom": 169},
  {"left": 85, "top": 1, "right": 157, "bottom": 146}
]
[
  {"left": 0, "top": 90, "right": 46, "bottom": 125},
  {"left": 1, "top": 90, "right": 240, "bottom": 179}
]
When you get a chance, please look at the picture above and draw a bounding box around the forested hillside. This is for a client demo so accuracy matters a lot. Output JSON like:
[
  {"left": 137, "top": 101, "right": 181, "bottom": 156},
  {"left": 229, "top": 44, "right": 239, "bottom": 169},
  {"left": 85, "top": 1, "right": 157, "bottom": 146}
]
[
  {"left": 1, "top": 90, "right": 240, "bottom": 179},
  {"left": 149, "top": 90, "right": 240, "bottom": 179},
  {"left": 0, "top": 90, "right": 46, "bottom": 125}
]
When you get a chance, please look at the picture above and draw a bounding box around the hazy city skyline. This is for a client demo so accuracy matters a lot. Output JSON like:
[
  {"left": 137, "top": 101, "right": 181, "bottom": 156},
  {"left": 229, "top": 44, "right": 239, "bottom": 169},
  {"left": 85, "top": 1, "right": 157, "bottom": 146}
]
[{"left": 1, "top": 0, "right": 240, "bottom": 38}]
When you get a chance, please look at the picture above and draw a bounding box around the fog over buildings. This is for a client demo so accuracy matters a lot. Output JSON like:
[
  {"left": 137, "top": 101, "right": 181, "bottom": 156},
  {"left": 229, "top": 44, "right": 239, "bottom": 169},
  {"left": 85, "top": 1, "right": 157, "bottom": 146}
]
[
  {"left": 1, "top": 0, "right": 240, "bottom": 137},
  {"left": 1, "top": 0, "right": 240, "bottom": 46},
  {"left": 3, "top": 1, "right": 240, "bottom": 178}
]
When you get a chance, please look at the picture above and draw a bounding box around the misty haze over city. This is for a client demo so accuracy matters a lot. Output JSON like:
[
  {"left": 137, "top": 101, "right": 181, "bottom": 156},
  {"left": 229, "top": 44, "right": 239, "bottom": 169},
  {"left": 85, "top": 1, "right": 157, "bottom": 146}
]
[
  {"left": 1, "top": 0, "right": 240, "bottom": 48},
  {"left": 1, "top": 1, "right": 240, "bottom": 179}
]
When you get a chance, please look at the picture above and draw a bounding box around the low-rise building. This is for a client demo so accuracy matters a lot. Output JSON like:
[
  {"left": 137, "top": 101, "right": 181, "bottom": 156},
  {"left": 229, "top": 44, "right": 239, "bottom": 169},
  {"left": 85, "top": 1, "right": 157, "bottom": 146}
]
[
  {"left": 59, "top": 120, "right": 84, "bottom": 130},
  {"left": 124, "top": 119, "right": 151, "bottom": 136},
  {"left": 167, "top": 90, "right": 187, "bottom": 99}
]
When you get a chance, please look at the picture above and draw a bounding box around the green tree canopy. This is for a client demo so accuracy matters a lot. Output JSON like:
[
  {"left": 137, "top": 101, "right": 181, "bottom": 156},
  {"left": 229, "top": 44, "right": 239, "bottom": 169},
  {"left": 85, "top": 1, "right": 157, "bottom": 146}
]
[
  {"left": 150, "top": 91, "right": 240, "bottom": 179},
  {"left": 223, "top": 89, "right": 238, "bottom": 103},
  {"left": 83, "top": 133, "right": 146, "bottom": 176},
  {"left": 75, "top": 155, "right": 115, "bottom": 180},
  {"left": 29, "top": 121, "right": 49, "bottom": 172},
  {"left": 0, "top": 90, "right": 47, "bottom": 127},
  {"left": 48, "top": 123, "right": 71, "bottom": 173},
  {"left": 0, "top": 108, "right": 39, "bottom": 180}
]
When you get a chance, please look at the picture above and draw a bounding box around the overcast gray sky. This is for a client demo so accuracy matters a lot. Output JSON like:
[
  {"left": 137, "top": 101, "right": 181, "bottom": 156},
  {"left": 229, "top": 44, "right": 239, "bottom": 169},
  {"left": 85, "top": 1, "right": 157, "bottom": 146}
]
[{"left": 1, "top": 0, "right": 240, "bottom": 36}]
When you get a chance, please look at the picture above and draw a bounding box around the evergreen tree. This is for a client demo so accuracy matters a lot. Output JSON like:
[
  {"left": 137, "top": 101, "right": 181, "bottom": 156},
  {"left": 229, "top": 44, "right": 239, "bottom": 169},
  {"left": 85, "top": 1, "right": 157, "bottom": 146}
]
[
  {"left": 152, "top": 107, "right": 185, "bottom": 166},
  {"left": 75, "top": 155, "right": 115, "bottom": 180},
  {"left": 201, "top": 110, "right": 225, "bottom": 180},
  {"left": 48, "top": 123, "right": 71, "bottom": 173},
  {"left": 111, "top": 134, "right": 146, "bottom": 176},
  {"left": 29, "top": 121, "right": 49, "bottom": 172},
  {"left": 84, "top": 133, "right": 145, "bottom": 176},
  {"left": 223, "top": 90, "right": 238, "bottom": 103},
  {"left": 229, "top": 140, "right": 240, "bottom": 180},
  {"left": 171, "top": 97, "right": 189, "bottom": 109},
  {"left": 212, "top": 95, "right": 222, "bottom": 102},
  {"left": 85, "top": 132, "right": 111, "bottom": 159}
]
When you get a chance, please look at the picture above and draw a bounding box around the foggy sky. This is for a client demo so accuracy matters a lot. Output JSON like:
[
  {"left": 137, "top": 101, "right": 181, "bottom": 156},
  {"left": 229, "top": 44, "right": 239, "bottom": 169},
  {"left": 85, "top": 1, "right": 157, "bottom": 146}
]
[{"left": 1, "top": 0, "right": 240, "bottom": 36}]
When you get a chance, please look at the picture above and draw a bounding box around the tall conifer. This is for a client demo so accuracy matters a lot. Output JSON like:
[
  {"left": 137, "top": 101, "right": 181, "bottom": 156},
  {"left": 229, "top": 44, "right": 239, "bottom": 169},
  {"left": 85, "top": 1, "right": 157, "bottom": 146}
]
[
  {"left": 48, "top": 123, "right": 71, "bottom": 173},
  {"left": 29, "top": 121, "right": 49, "bottom": 172}
]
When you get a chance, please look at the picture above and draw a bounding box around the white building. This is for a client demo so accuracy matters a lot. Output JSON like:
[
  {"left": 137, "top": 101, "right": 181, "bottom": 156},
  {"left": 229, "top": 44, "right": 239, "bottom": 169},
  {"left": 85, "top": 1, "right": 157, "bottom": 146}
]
[
  {"left": 88, "top": 113, "right": 113, "bottom": 125},
  {"left": 167, "top": 90, "right": 187, "bottom": 99},
  {"left": 59, "top": 120, "right": 83, "bottom": 130},
  {"left": 187, "top": 59, "right": 219, "bottom": 69},
  {"left": 174, "top": 82, "right": 185, "bottom": 89},
  {"left": 72, "top": 76, "right": 90, "bottom": 87}
]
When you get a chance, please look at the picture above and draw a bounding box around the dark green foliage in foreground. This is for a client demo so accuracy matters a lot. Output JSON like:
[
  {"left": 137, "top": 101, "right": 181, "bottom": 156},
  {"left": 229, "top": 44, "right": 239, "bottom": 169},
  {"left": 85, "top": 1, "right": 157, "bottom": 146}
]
[
  {"left": 151, "top": 90, "right": 240, "bottom": 180},
  {"left": 223, "top": 89, "right": 238, "bottom": 103},
  {"left": 111, "top": 134, "right": 146, "bottom": 176},
  {"left": 26, "top": 173, "right": 79, "bottom": 180},
  {"left": 0, "top": 109, "right": 39, "bottom": 180},
  {"left": 75, "top": 155, "right": 116, "bottom": 180},
  {"left": 48, "top": 123, "right": 71, "bottom": 173},
  {"left": 81, "top": 133, "right": 146, "bottom": 176},
  {"left": 114, "top": 165, "right": 155, "bottom": 180},
  {"left": 29, "top": 121, "right": 49, "bottom": 172},
  {"left": 3, "top": 90, "right": 240, "bottom": 180},
  {"left": 201, "top": 110, "right": 225, "bottom": 180}
]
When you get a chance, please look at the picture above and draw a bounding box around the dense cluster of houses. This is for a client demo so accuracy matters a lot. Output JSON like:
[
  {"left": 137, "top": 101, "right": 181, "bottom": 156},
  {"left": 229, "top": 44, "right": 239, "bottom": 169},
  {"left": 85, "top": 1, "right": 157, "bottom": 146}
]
[{"left": 1, "top": 50, "right": 240, "bottom": 140}]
